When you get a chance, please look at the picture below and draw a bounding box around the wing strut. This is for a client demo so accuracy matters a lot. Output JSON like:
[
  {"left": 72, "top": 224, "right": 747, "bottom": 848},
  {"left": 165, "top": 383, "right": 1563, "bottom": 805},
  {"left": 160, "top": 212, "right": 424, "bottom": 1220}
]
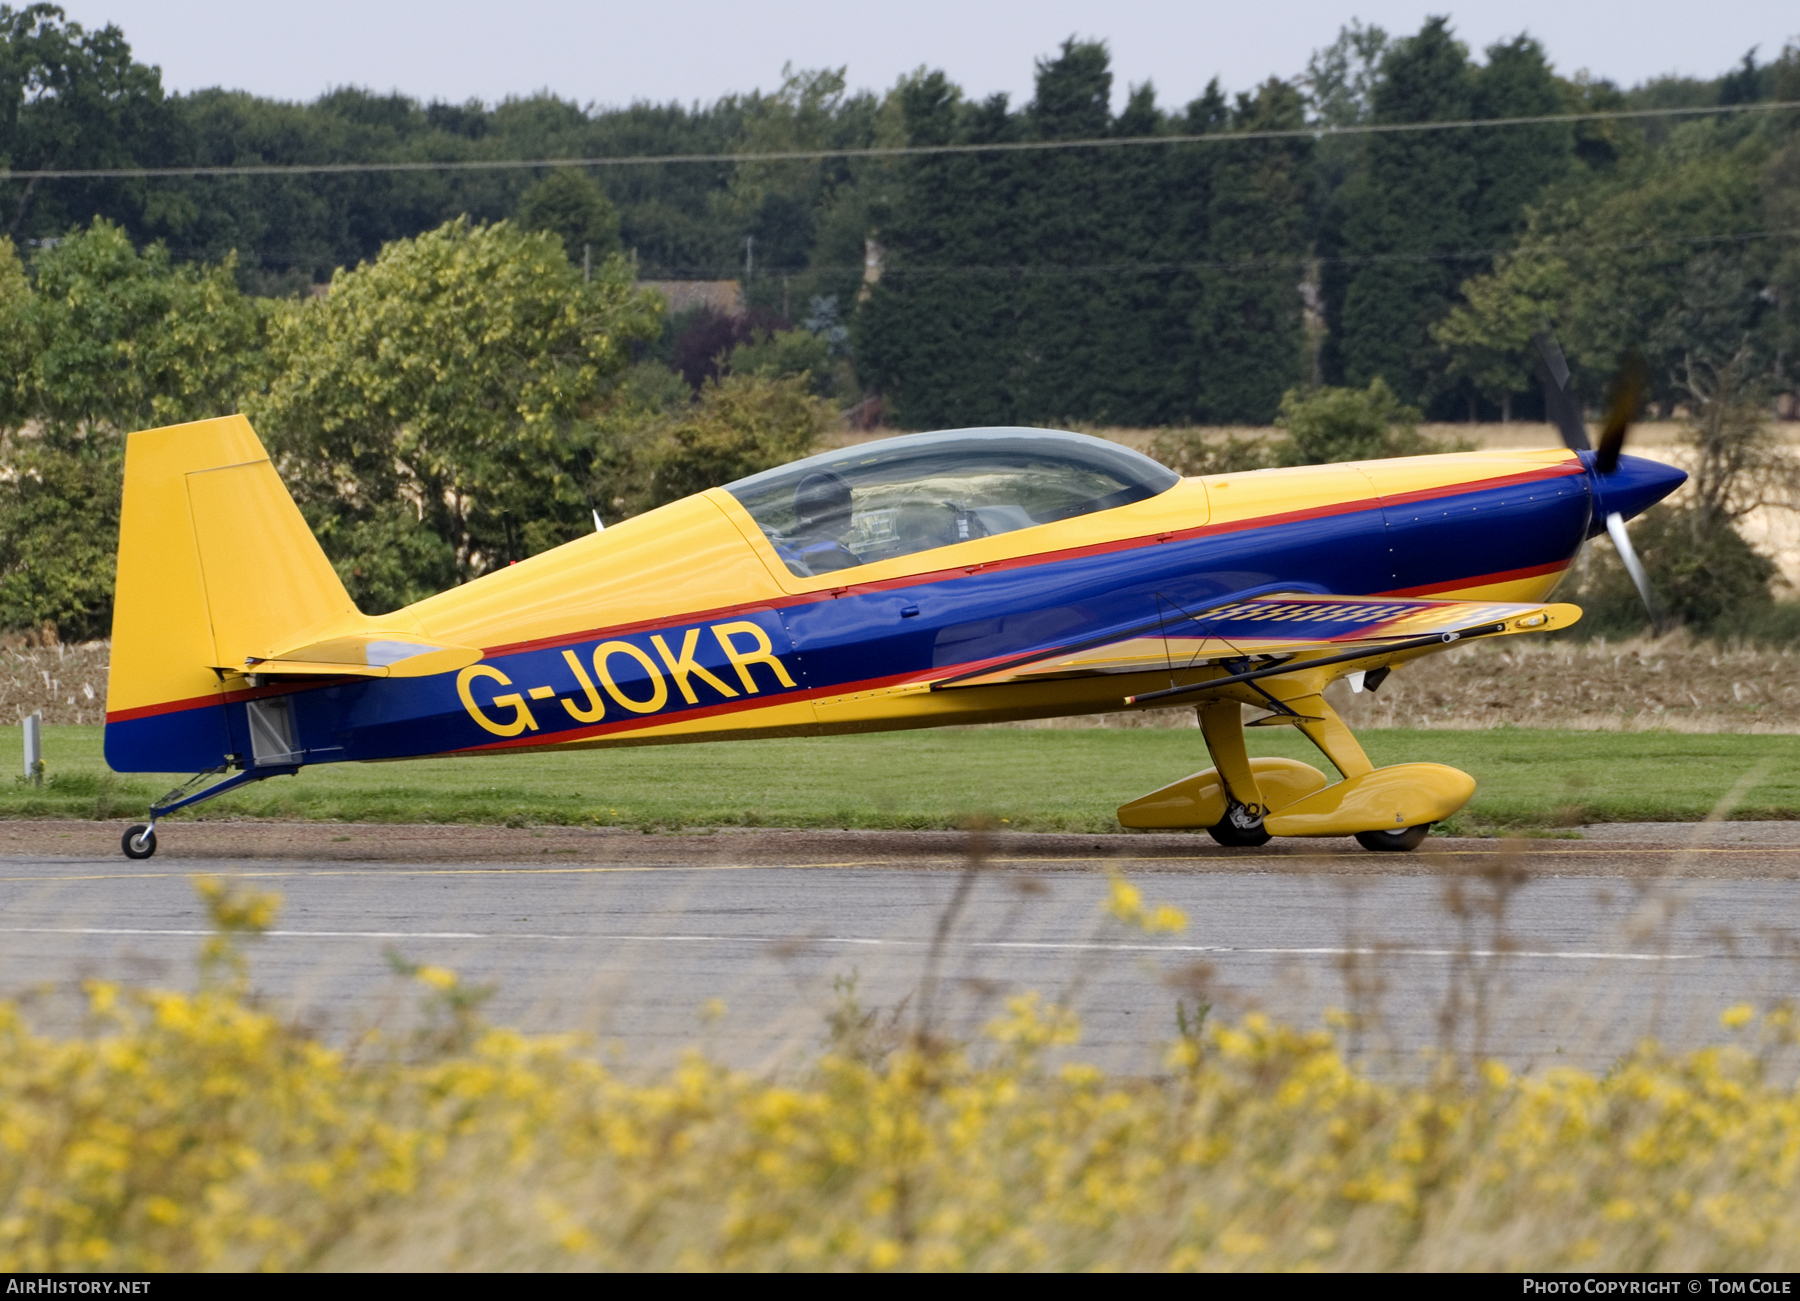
[{"left": 1122, "top": 622, "right": 1509, "bottom": 706}]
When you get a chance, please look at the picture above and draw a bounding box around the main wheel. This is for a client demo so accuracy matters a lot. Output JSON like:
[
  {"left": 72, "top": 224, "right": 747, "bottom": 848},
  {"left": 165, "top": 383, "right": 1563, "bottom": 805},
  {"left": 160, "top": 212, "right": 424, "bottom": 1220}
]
[
  {"left": 121, "top": 824, "right": 157, "bottom": 860},
  {"left": 1206, "top": 803, "right": 1271, "bottom": 847},
  {"left": 1354, "top": 824, "right": 1431, "bottom": 853}
]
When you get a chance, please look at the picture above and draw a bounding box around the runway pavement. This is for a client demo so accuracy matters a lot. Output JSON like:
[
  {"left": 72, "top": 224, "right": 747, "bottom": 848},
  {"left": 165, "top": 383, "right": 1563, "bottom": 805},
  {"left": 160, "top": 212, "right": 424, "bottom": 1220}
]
[{"left": 3, "top": 822, "right": 1799, "bottom": 1075}]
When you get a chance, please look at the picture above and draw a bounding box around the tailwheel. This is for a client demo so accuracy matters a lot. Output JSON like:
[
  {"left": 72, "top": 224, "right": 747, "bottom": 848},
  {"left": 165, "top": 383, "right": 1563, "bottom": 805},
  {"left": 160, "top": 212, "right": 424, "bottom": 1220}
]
[
  {"left": 118, "top": 764, "right": 300, "bottom": 860},
  {"left": 1206, "top": 802, "right": 1271, "bottom": 848},
  {"left": 1354, "top": 824, "right": 1431, "bottom": 853}
]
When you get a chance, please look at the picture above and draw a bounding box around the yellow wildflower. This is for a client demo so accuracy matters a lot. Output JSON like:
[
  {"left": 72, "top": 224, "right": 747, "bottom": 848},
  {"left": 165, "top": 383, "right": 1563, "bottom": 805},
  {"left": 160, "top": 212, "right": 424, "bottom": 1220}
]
[{"left": 415, "top": 965, "right": 457, "bottom": 991}]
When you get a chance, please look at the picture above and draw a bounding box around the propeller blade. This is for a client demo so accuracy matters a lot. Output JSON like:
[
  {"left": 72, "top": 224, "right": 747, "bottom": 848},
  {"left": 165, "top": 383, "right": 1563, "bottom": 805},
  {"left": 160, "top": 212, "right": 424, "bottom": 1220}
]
[
  {"left": 1604, "top": 510, "right": 1666, "bottom": 635},
  {"left": 1531, "top": 330, "right": 1590, "bottom": 453},
  {"left": 1595, "top": 351, "right": 1645, "bottom": 475}
]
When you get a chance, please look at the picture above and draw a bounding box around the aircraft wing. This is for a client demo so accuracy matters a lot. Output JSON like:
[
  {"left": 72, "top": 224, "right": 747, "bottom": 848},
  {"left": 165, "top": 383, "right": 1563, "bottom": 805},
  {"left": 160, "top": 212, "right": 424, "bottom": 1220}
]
[{"left": 931, "top": 592, "right": 1579, "bottom": 692}]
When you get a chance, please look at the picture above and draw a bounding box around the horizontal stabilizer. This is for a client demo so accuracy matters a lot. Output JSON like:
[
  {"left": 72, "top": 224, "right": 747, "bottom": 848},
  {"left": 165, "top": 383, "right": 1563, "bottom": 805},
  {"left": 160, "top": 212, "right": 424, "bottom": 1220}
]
[{"left": 244, "top": 634, "right": 482, "bottom": 680}]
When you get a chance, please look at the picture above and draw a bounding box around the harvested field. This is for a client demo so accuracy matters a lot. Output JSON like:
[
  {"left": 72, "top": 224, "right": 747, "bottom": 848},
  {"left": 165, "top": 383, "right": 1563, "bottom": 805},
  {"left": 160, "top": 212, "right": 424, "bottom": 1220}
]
[
  {"left": 1330, "top": 634, "right": 1800, "bottom": 733},
  {"left": 1001, "top": 633, "right": 1800, "bottom": 734},
  {"left": 0, "top": 641, "right": 108, "bottom": 726}
]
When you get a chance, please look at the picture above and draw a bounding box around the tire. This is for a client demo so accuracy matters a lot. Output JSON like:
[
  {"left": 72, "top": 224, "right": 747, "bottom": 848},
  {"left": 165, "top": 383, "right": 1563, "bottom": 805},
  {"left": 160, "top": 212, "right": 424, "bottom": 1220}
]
[
  {"left": 1206, "top": 804, "right": 1271, "bottom": 847},
  {"left": 121, "top": 824, "right": 157, "bottom": 860},
  {"left": 1355, "top": 824, "right": 1431, "bottom": 853}
]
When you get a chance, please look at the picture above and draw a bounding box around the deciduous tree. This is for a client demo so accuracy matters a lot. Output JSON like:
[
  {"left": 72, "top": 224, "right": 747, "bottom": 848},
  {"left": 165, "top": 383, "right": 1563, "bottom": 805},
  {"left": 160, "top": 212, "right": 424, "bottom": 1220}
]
[
  {"left": 0, "top": 4, "right": 174, "bottom": 243},
  {"left": 0, "top": 221, "right": 268, "bottom": 638},
  {"left": 646, "top": 372, "right": 833, "bottom": 507},
  {"left": 517, "top": 168, "right": 621, "bottom": 266},
  {"left": 1275, "top": 378, "right": 1439, "bottom": 465},
  {"left": 250, "top": 218, "right": 661, "bottom": 611}
]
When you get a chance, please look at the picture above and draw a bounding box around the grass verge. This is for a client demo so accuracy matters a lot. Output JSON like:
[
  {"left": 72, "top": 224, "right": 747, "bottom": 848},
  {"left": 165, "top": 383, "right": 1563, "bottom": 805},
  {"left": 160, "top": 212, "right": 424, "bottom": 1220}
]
[{"left": 3, "top": 724, "right": 1796, "bottom": 832}]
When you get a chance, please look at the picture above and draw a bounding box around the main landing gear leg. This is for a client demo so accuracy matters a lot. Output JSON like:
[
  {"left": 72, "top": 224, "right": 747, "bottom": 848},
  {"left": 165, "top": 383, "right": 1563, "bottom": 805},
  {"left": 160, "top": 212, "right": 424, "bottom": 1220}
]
[
  {"left": 1282, "top": 693, "right": 1373, "bottom": 782},
  {"left": 120, "top": 763, "right": 300, "bottom": 860},
  {"left": 1197, "top": 701, "right": 1270, "bottom": 847},
  {"left": 1284, "top": 693, "right": 1433, "bottom": 852}
]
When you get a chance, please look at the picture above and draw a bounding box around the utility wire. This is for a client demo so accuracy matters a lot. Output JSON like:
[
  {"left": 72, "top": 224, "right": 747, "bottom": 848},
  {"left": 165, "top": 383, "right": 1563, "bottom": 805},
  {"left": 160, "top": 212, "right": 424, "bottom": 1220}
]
[
  {"left": 167, "top": 223, "right": 1800, "bottom": 278},
  {"left": 1, "top": 98, "right": 1796, "bottom": 181},
  {"left": 860, "top": 225, "right": 1800, "bottom": 279}
]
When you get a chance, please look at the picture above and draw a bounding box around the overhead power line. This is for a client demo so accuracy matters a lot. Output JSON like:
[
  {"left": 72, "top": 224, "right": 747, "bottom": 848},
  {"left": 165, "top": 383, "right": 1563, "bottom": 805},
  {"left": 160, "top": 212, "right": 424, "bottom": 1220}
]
[
  {"left": 1, "top": 98, "right": 1796, "bottom": 181},
  {"left": 862, "top": 225, "right": 1800, "bottom": 279},
  {"left": 162, "top": 222, "right": 1800, "bottom": 278}
]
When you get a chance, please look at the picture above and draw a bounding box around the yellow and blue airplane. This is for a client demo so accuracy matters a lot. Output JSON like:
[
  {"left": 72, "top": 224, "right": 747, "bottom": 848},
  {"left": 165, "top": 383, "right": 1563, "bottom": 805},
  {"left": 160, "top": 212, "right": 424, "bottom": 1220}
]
[{"left": 102, "top": 386, "right": 1683, "bottom": 859}]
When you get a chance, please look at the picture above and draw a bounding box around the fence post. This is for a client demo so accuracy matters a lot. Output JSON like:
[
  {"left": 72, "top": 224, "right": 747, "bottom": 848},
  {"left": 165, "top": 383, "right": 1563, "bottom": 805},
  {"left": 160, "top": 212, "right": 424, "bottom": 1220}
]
[{"left": 23, "top": 709, "right": 43, "bottom": 786}]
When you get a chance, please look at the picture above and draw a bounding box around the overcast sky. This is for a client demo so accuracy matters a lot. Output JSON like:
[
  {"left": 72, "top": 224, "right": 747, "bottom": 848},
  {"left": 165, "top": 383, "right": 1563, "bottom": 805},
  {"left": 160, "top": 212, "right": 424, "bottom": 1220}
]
[{"left": 53, "top": 1, "right": 1800, "bottom": 114}]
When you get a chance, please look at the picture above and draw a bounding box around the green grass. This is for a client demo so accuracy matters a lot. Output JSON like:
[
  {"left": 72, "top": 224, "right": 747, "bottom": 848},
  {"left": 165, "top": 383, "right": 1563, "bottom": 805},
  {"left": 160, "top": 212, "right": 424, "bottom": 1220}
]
[{"left": 2, "top": 724, "right": 1796, "bottom": 834}]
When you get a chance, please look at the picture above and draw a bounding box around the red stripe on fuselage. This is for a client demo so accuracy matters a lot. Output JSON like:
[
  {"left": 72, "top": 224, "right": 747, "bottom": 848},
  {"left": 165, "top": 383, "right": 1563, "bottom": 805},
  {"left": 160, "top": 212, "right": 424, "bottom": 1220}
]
[
  {"left": 106, "top": 693, "right": 221, "bottom": 723},
  {"left": 1367, "top": 468, "right": 1587, "bottom": 511},
  {"left": 1378, "top": 559, "right": 1570, "bottom": 598},
  {"left": 103, "top": 676, "right": 363, "bottom": 723}
]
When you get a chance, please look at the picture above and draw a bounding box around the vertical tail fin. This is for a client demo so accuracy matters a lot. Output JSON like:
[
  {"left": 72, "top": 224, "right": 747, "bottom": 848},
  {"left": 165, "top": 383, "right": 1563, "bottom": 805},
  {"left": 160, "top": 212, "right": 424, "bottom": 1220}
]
[{"left": 104, "top": 414, "right": 357, "bottom": 771}]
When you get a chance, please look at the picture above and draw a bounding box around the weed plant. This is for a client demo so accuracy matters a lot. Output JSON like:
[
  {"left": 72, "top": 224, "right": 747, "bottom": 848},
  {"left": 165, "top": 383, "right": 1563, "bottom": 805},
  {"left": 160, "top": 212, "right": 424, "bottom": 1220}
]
[{"left": 4, "top": 848, "right": 1800, "bottom": 1272}]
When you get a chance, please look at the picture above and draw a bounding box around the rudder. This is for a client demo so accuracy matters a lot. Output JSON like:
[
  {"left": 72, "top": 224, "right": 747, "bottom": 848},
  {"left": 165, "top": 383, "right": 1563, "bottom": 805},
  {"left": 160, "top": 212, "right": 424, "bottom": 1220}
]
[{"left": 104, "top": 414, "right": 357, "bottom": 772}]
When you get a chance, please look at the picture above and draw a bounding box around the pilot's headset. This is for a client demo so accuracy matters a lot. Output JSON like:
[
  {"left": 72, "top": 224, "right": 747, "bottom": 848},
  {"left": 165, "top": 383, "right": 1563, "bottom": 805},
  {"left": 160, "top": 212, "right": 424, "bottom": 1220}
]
[{"left": 793, "top": 470, "right": 853, "bottom": 532}]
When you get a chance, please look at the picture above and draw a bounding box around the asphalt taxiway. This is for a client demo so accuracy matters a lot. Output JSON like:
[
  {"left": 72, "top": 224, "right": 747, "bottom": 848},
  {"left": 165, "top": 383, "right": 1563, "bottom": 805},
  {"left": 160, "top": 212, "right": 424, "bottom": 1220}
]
[{"left": 3, "top": 822, "right": 1797, "bottom": 1074}]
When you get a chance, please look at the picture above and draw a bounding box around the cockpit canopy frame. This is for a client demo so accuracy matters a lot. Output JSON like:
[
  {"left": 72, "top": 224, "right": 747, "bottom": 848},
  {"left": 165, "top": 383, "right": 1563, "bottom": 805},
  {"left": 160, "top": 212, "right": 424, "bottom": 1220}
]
[{"left": 723, "top": 427, "right": 1180, "bottom": 578}]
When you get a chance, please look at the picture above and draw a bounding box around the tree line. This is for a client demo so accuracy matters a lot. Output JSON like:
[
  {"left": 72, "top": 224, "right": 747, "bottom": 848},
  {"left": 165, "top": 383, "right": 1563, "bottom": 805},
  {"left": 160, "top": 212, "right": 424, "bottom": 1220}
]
[
  {"left": 1, "top": 5, "right": 1798, "bottom": 640},
  {"left": 2, "top": 8, "right": 1795, "bottom": 423},
  {"left": 0, "top": 3, "right": 880, "bottom": 297}
]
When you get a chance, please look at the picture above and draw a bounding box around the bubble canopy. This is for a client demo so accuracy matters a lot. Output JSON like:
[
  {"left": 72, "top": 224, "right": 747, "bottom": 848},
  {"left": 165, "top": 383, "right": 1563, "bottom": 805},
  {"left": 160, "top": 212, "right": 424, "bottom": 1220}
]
[{"left": 722, "top": 427, "right": 1182, "bottom": 578}]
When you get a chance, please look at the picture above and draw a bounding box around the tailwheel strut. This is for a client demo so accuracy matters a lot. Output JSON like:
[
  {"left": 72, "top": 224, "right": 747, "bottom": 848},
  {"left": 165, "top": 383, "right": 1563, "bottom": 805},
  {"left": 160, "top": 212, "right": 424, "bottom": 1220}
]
[{"left": 119, "top": 763, "right": 300, "bottom": 859}]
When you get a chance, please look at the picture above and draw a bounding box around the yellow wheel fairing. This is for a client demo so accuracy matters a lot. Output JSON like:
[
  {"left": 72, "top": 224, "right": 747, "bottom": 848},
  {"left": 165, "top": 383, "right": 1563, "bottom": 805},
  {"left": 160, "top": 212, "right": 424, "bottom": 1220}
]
[
  {"left": 1117, "top": 758, "right": 1331, "bottom": 830},
  {"left": 1263, "top": 763, "right": 1477, "bottom": 838}
]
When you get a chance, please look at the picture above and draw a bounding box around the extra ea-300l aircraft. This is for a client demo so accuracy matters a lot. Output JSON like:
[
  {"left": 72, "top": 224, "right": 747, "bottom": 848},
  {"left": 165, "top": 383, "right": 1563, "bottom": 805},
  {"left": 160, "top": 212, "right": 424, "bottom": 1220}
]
[{"left": 102, "top": 339, "right": 1685, "bottom": 859}]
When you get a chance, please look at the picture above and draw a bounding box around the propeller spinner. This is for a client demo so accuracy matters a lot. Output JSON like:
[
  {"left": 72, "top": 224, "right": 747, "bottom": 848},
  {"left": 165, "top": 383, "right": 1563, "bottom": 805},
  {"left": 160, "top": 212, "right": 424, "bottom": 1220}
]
[{"left": 1531, "top": 331, "right": 1668, "bottom": 634}]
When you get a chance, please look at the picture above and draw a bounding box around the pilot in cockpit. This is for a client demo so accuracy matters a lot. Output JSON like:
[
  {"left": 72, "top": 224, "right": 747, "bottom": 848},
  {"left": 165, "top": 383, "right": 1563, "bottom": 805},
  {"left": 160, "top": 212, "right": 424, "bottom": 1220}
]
[{"left": 784, "top": 470, "right": 862, "bottom": 574}]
